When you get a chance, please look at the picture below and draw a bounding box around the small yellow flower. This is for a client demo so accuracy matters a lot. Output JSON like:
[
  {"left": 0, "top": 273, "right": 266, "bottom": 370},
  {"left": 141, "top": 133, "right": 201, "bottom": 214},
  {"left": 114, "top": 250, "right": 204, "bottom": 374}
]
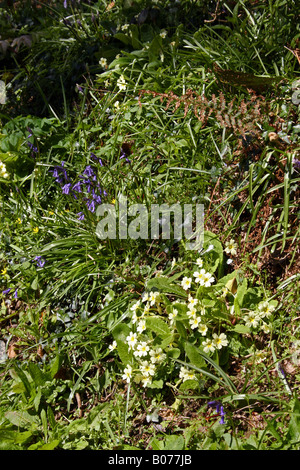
[
  {"left": 16, "top": 218, "right": 22, "bottom": 224},
  {"left": 1, "top": 268, "right": 7, "bottom": 276},
  {"left": 111, "top": 198, "right": 116, "bottom": 204},
  {"left": 33, "top": 227, "right": 39, "bottom": 233}
]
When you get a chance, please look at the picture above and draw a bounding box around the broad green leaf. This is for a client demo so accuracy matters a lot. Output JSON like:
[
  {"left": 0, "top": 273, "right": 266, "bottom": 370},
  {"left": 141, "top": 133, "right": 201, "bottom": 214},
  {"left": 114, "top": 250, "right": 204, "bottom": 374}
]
[
  {"left": 5, "top": 411, "right": 40, "bottom": 428},
  {"left": 145, "top": 316, "right": 172, "bottom": 338},
  {"left": 184, "top": 341, "right": 206, "bottom": 369},
  {"left": 146, "top": 276, "right": 187, "bottom": 298}
]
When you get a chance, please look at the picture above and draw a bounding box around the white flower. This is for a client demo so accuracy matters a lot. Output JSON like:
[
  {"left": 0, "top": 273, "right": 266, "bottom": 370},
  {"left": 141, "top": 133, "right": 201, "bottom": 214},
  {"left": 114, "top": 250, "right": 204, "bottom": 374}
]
[
  {"left": 132, "top": 311, "right": 138, "bottom": 324},
  {"left": 99, "top": 57, "right": 107, "bottom": 67},
  {"left": 117, "top": 74, "right": 127, "bottom": 91},
  {"left": 171, "top": 258, "right": 176, "bottom": 269},
  {"left": 196, "top": 257, "right": 203, "bottom": 267},
  {"left": 141, "top": 375, "right": 152, "bottom": 387},
  {"left": 188, "top": 295, "right": 198, "bottom": 307},
  {"left": 257, "top": 301, "right": 275, "bottom": 318},
  {"left": 202, "top": 271, "right": 215, "bottom": 287},
  {"left": 0, "top": 161, "right": 9, "bottom": 179},
  {"left": 160, "top": 29, "right": 167, "bottom": 38},
  {"left": 202, "top": 338, "right": 216, "bottom": 354},
  {"left": 181, "top": 276, "right": 192, "bottom": 290},
  {"left": 212, "top": 333, "right": 228, "bottom": 350},
  {"left": 137, "top": 319, "right": 146, "bottom": 333},
  {"left": 121, "top": 23, "right": 129, "bottom": 31},
  {"left": 193, "top": 269, "right": 206, "bottom": 284},
  {"left": 134, "top": 341, "right": 149, "bottom": 357},
  {"left": 261, "top": 322, "right": 271, "bottom": 334},
  {"left": 150, "top": 348, "right": 166, "bottom": 364},
  {"left": 244, "top": 313, "right": 260, "bottom": 328},
  {"left": 130, "top": 300, "right": 141, "bottom": 312},
  {"left": 189, "top": 316, "right": 201, "bottom": 330},
  {"left": 198, "top": 323, "right": 208, "bottom": 336},
  {"left": 126, "top": 331, "right": 137, "bottom": 350},
  {"left": 149, "top": 291, "right": 160, "bottom": 306},
  {"left": 114, "top": 100, "right": 120, "bottom": 109},
  {"left": 143, "top": 302, "right": 151, "bottom": 315},
  {"left": 187, "top": 306, "right": 197, "bottom": 318},
  {"left": 122, "top": 365, "right": 132, "bottom": 383},
  {"left": 225, "top": 239, "right": 238, "bottom": 256},
  {"left": 140, "top": 361, "right": 156, "bottom": 377},
  {"left": 179, "top": 366, "right": 195, "bottom": 382},
  {"left": 142, "top": 292, "right": 149, "bottom": 303},
  {"left": 168, "top": 308, "right": 178, "bottom": 325},
  {"left": 108, "top": 340, "right": 117, "bottom": 352},
  {"left": 254, "top": 350, "right": 266, "bottom": 364}
]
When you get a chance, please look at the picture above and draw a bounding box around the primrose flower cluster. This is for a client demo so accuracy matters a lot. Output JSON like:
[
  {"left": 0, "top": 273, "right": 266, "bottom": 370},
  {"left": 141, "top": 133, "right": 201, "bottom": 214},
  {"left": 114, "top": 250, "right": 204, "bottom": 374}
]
[
  {"left": 49, "top": 154, "right": 106, "bottom": 220},
  {"left": 110, "top": 249, "right": 232, "bottom": 389},
  {"left": 0, "top": 160, "right": 9, "bottom": 179},
  {"left": 243, "top": 300, "right": 276, "bottom": 332}
]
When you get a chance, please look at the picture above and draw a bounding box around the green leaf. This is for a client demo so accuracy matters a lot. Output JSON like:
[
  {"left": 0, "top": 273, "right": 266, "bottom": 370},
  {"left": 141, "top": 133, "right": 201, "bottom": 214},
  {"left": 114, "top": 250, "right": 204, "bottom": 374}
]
[
  {"left": 145, "top": 316, "right": 172, "bottom": 338},
  {"left": 5, "top": 411, "right": 40, "bottom": 429},
  {"left": 230, "top": 324, "right": 251, "bottom": 334},
  {"left": 146, "top": 277, "right": 187, "bottom": 298},
  {"left": 49, "top": 353, "right": 64, "bottom": 379},
  {"left": 184, "top": 341, "right": 206, "bottom": 369}
]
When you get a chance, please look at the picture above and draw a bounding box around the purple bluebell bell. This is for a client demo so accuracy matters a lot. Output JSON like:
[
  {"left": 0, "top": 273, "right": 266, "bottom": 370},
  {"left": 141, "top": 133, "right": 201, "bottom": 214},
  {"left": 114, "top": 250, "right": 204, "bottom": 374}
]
[
  {"left": 72, "top": 181, "right": 82, "bottom": 193},
  {"left": 2, "top": 288, "right": 11, "bottom": 295},
  {"left": 207, "top": 400, "right": 226, "bottom": 424},
  {"left": 77, "top": 212, "right": 85, "bottom": 221},
  {"left": 62, "top": 183, "right": 72, "bottom": 195},
  {"left": 83, "top": 165, "right": 95, "bottom": 178},
  {"left": 35, "top": 256, "right": 46, "bottom": 268},
  {"left": 86, "top": 198, "right": 96, "bottom": 213},
  {"left": 14, "top": 289, "right": 18, "bottom": 299}
]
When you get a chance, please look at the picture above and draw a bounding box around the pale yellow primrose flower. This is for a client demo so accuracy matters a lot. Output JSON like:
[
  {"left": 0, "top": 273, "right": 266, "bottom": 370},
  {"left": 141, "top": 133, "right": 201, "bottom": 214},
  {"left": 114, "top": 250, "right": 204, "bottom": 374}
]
[
  {"left": 150, "top": 348, "right": 166, "bottom": 363},
  {"left": 257, "top": 300, "right": 276, "bottom": 318},
  {"left": 108, "top": 340, "right": 117, "bottom": 352},
  {"left": 225, "top": 239, "right": 238, "bottom": 256},
  {"left": 122, "top": 365, "right": 132, "bottom": 383},
  {"left": 140, "top": 361, "right": 156, "bottom": 377},
  {"left": 193, "top": 269, "right": 206, "bottom": 284},
  {"left": 202, "top": 338, "right": 216, "bottom": 354},
  {"left": 117, "top": 74, "right": 127, "bottom": 91},
  {"left": 181, "top": 276, "right": 192, "bottom": 290},
  {"left": 99, "top": 57, "right": 107, "bottom": 67},
  {"left": 134, "top": 341, "right": 149, "bottom": 357},
  {"left": 126, "top": 331, "right": 137, "bottom": 350},
  {"left": 245, "top": 313, "right": 260, "bottom": 328},
  {"left": 179, "top": 366, "right": 195, "bottom": 382},
  {"left": 212, "top": 333, "right": 228, "bottom": 350},
  {"left": 198, "top": 323, "right": 208, "bottom": 336},
  {"left": 137, "top": 319, "right": 146, "bottom": 333},
  {"left": 189, "top": 316, "right": 201, "bottom": 330}
]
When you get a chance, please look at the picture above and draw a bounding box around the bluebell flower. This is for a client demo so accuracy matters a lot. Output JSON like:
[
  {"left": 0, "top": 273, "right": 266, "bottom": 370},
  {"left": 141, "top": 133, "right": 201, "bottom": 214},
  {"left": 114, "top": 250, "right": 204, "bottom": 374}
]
[
  {"left": 90, "top": 153, "right": 104, "bottom": 166},
  {"left": 62, "top": 183, "right": 72, "bottom": 195},
  {"left": 72, "top": 181, "right": 82, "bottom": 193},
  {"left": 83, "top": 165, "right": 95, "bottom": 178},
  {"left": 35, "top": 256, "right": 46, "bottom": 268},
  {"left": 2, "top": 288, "right": 11, "bottom": 295},
  {"left": 14, "top": 289, "right": 18, "bottom": 299},
  {"left": 86, "top": 199, "right": 96, "bottom": 213},
  {"left": 207, "top": 400, "right": 226, "bottom": 424},
  {"left": 77, "top": 212, "right": 85, "bottom": 221}
]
